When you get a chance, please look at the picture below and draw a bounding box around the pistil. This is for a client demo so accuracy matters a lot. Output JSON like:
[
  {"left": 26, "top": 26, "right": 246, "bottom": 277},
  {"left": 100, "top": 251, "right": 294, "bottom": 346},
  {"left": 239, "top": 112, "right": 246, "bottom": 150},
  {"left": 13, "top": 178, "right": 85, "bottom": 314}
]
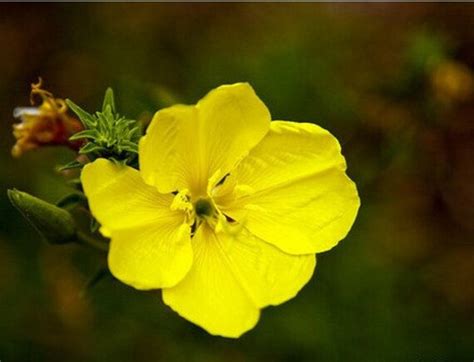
[{"left": 194, "top": 198, "right": 214, "bottom": 218}]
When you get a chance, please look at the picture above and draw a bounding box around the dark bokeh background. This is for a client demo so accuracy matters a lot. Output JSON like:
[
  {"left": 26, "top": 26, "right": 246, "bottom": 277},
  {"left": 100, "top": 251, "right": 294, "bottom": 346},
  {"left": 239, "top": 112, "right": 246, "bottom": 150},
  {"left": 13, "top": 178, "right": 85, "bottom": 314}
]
[{"left": 1, "top": 4, "right": 474, "bottom": 361}]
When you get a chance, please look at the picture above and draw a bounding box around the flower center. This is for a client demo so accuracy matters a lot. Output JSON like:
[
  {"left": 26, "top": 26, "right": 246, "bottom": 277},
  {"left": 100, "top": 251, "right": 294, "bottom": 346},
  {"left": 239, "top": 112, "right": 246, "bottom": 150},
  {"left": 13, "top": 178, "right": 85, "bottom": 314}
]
[{"left": 194, "top": 198, "right": 214, "bottom": 218}]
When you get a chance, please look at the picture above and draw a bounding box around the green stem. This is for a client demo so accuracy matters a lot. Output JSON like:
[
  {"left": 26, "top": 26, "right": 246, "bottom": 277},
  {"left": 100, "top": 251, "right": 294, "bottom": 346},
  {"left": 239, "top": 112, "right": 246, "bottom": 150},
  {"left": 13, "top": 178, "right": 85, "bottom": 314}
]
[{"left": 76, "top": 231, "right": 109, "bottom": 252}]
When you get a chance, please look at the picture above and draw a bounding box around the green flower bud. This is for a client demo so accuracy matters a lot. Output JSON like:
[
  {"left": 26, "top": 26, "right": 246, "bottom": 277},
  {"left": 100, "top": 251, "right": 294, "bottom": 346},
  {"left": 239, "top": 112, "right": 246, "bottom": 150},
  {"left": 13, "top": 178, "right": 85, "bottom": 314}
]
[{"left": 8, "top": 189, "right": 76, "bottom": 244}]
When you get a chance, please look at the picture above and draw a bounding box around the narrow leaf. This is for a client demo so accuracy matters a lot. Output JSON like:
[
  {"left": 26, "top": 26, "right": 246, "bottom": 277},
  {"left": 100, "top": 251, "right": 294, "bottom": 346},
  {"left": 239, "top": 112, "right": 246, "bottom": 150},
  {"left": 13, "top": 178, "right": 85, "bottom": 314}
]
[
  {"left": 79, "top": 142, "right": 105, "bottom": 155},
  {"left": 102, "top": 88, "right": 116, "bottom": 113},
  {"left": 69, "top": 129, "right": 98, "bottom": 141},
  {"left": 57, "top": 160, "right": 83, "bottom": 172},
  {"left": 66, "top": 99, "right": 97, "bottom": 128}
]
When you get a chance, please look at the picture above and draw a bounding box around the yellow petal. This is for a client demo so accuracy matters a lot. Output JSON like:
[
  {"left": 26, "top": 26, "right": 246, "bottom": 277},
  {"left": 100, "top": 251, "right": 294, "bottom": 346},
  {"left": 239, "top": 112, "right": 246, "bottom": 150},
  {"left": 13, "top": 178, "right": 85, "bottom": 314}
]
[
  {"left": 82, "top": 158, "right": 179, "bottom": 230},
  {"left": 139, "top": 105, "right": 199, "bottom": 194},
  {"left": 108, "top": 221, "right": 193, "bottom": 290},
  {"left": 139, "top": 83, "right": 271, "bottom": 196},
  {"left": 162, "top": 225, "right": 260, "bottom": 338},
  {"left": 218, "top": 121, "right": 360, "bottom": 254},
  {"left": 219, "top": 227, "right": 315, "bottom": 307},
  {"left": 81, "top": 158, "right": 193, "bottom": 289},
  {"left": 195, "top": 83, "right": 271, "bottom": 192}
]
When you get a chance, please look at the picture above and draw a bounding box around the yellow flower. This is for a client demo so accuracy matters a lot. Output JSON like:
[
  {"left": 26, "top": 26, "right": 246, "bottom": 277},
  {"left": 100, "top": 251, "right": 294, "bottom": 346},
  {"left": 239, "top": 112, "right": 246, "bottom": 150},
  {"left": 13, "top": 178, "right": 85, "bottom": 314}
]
[{"left": 81, "top": 83, "right": 360, "bottom": 337}]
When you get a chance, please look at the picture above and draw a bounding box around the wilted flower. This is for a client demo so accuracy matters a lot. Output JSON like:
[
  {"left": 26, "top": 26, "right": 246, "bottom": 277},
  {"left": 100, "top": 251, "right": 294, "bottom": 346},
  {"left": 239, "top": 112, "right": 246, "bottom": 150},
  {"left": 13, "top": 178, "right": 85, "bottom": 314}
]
[
  {"left": 81, "top": 83, "right": 360, "bottom": 337},
  {"left": 11, "top": 79, "right": 83, "bottom": 157}
]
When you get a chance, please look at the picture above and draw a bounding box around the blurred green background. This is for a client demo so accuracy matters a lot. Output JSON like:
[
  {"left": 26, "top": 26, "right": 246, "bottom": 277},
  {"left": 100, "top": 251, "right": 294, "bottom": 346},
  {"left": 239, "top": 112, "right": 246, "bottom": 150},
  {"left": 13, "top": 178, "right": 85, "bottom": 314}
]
[{"left": 1, "top": 4, "right": 474, "bottom": 361}]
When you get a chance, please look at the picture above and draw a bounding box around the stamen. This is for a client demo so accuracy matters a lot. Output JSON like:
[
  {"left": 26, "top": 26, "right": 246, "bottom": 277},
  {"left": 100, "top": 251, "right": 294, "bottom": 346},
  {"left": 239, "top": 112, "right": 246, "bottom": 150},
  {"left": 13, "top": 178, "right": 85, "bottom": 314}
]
[{"left": 170, "top": 189, "right": 192, "bottom": 213}]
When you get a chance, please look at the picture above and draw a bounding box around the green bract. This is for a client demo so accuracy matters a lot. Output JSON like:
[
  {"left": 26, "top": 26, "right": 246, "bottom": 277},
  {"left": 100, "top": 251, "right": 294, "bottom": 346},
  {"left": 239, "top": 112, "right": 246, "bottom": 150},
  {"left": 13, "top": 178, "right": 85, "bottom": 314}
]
[
  {"left": 8, "top": 189, "right": 76, "bottom": 244},
  {"left": 65, "top": 88, "right": 141, "bottom": 167}
]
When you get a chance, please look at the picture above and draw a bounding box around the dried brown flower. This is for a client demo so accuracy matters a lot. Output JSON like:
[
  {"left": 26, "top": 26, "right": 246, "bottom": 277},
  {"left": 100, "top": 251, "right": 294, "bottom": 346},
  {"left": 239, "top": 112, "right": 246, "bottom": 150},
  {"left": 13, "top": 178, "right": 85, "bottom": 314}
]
[{"left": 12, "top": 78, "right": 84, "bottom": 157}]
